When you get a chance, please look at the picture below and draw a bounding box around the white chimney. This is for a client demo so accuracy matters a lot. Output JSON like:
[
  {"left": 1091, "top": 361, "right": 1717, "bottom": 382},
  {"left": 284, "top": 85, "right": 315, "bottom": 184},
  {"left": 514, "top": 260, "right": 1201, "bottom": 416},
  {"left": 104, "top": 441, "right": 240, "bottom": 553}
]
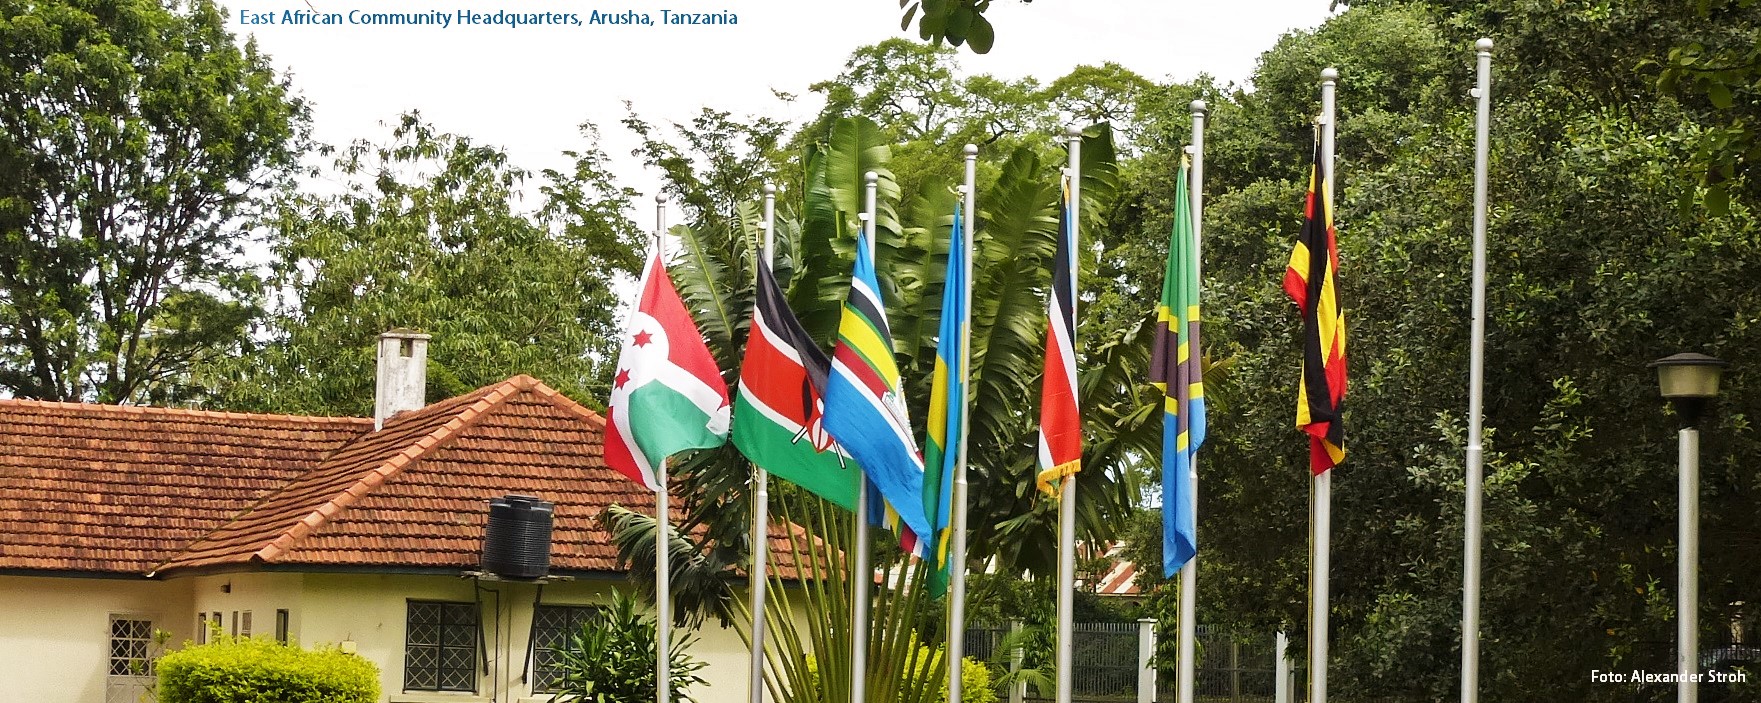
[{"left": 375, "top": 329, "right": 430, "bottom": 429}]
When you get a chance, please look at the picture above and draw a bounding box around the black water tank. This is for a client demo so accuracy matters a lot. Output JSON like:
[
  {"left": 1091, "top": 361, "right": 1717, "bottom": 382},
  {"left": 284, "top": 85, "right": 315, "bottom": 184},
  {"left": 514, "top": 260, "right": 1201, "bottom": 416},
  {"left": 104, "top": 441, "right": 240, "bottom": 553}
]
[{"left": 480, "top": 495, "right": 554, "bottom": 579}]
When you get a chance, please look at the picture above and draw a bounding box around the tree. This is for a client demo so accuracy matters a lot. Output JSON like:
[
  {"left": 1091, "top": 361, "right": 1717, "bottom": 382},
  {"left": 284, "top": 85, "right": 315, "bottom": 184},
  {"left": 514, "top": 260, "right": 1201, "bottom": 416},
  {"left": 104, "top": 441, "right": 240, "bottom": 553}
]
[
  {"left": 211, "top": 114, "right": 642, "bottom": 415},
  {"left": 0, "top": 0, "right": 308, "bottom": 403}
]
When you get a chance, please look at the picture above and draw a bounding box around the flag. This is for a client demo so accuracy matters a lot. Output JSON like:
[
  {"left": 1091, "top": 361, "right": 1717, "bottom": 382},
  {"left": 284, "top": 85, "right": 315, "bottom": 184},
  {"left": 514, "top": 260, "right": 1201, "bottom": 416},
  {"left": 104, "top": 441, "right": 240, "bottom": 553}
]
[
  {"left": 604, "top": 253, "right": 732, "bottom": 490},
  {"left": 731, "top": 258, "right": 861, "bottom": 511},
  {"left": 1153, "top": 159, "right": 1207, "bottom": 577},
  {"left": 1282, "top": 142, "right": 1346, "bottom": 474},
  {"left": 1036, "top": 176, "right": 1082, "bottom": 496},
  {"left": 921, "top": 205, "right": 967, "bottom": 598},
  {"left": 823, "top": 233, "right": 934, "bottom": 543}
]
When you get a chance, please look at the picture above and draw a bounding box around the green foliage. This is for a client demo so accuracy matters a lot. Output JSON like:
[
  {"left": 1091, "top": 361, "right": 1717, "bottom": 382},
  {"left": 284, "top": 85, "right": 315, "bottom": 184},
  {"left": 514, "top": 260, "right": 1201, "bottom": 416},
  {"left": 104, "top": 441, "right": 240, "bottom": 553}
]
[
  {"left": 155, "top": 638, "right": 378, "bottom": 703},
  {"left": 209, "top": 113, "right": 641, "bottom": 415},
  {"left": 0, "top": 0, "right": 307, "bottom": 403},
  {"left": 801, "top": 647, "right": 995, "bottom": 703},
  {"left": 552, "top": 589, "right": 708, "bottom": 703},
  {"left": 897, "top": 0, "right": 1004, "bottom": 54}
]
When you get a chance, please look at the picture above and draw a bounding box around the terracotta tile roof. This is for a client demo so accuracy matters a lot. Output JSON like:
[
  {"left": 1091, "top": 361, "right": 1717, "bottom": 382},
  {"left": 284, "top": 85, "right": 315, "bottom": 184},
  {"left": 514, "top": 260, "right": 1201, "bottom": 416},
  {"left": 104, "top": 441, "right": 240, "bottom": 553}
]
[
  {"left": 1, "top": 375, "right": 806, "bottom": 579},
  {"left": 0, "top": 400, "right": 367, "bottom": 573}
]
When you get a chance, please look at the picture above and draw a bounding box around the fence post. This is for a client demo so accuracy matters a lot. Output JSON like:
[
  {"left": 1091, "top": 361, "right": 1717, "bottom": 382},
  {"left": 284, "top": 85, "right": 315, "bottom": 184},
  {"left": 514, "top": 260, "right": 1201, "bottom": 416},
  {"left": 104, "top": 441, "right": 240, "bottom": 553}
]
[
  {"left": 1230, "top": 640, "right": 1241, "bottom": 697},
  {"left": 1138, "top": 619, "right": 1157, "bottom": 703},
  {"left": 1275, "top": 630, "right": 1292, "bottom": 703},
  {"left": 1010, "top": 619, "right": 1025, "bottom": 703}
]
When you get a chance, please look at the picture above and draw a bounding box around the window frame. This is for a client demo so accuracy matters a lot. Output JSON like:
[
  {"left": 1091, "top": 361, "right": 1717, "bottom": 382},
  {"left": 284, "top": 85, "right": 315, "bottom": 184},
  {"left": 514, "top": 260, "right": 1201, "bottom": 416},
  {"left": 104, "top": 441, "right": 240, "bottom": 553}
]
[
  {"left": 274, "top": 609, "right": 290, "bottom": 645},
  {"left": 528, "top": 604, "right": 608, "bottom": 694},
  {"left": 402, "top": 600, "right": 480, "bottom": 693},
  {"left": 107, "top": 614, "right": 156, "bottom": 679}
]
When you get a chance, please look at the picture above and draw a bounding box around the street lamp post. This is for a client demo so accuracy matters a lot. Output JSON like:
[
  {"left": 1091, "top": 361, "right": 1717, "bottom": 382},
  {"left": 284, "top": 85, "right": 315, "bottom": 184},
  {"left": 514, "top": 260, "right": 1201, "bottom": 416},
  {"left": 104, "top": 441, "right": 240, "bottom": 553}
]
[{"left": 1649, "top": 352, "right": 1729, "bottom": 703}]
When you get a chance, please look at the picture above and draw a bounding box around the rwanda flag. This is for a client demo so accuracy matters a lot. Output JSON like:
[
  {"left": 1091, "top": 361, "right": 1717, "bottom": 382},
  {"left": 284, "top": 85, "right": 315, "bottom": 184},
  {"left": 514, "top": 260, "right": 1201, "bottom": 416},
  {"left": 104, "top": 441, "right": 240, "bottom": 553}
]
[
  {"left": 732, "top": 257, "right": 860, "bottom": 512},
  {"left": 1282, "top": 141, "right": 1346, "bottom": 474},
  {"left": 921, "top": 205, "right": 967, "bottom": 598},
  {"left": 1152, "top": 159, "right": 1207, "bottom": 577},
  {"left": 824, "top": 232, "right": 934, "bottom": 543},
  {"left": 1036, "top": 176, "right": 1082, "bottom": 496}
]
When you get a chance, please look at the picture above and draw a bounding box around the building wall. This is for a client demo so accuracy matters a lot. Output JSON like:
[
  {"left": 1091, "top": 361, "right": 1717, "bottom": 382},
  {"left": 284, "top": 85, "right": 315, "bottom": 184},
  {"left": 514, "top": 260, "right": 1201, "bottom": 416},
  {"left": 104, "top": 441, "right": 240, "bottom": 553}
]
[{"left": 0, "top": 574, "right": 194, "bottom": 703}]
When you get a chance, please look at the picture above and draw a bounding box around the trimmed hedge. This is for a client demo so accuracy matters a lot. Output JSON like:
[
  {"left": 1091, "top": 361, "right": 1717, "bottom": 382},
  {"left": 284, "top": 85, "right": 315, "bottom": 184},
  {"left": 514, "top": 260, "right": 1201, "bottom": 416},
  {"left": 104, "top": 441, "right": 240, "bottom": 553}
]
[{"left": 156, "top": 638, "right": 379, "bottom": 703}]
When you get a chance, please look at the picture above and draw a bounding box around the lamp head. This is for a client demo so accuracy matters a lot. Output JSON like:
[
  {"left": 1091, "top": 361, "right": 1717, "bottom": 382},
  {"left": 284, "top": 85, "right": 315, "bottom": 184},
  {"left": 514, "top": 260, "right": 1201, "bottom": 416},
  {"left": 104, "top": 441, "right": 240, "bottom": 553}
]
[{"left": 1650, "top": 352, "right": 1728, "bottom": 400}]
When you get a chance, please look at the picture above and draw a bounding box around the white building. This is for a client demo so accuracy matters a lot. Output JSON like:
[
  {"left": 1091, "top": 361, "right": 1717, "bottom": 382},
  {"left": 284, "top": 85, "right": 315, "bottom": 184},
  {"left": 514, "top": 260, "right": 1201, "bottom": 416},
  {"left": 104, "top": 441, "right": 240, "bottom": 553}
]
[{"left": 0, "top": 331, "right": 796, "bottom": 703}]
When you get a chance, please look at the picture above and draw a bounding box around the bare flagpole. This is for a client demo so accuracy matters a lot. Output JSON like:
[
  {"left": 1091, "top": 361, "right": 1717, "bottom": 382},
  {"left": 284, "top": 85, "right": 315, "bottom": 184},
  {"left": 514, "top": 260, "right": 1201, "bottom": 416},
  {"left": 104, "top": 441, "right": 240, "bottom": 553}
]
[
  {"left": 948, "top": 144, "right": 978, "bottom": 703},
  {"left": 1176, "top": 99, "right": 1208, "bottom": 703},
  {"left": 1310, "top": 66, "right": 1338, "bottom": 703},
  {"left": 655, "top": 193, "right": 673, "bottom": 703},
  {"left": 748, "top": 183, "right": 778, "bottom": 703},
  {"left": 1461, "top": 37, "right": 1493, "bottom": 703},
  {"left": 1054, "top": 122, "right": 1082, "bottom": 703},
  {"left": 850, "top": 171, "right": 880, "bottom": 703}
]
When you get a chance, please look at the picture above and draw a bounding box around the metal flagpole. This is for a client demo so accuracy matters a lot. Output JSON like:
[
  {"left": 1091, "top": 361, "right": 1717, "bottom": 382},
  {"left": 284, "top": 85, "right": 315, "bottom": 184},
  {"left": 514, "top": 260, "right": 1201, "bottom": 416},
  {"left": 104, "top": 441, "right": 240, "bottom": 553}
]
[
  {"left": 655, "top": 193, "right": 673, "bottom": 703},
  {"left": 948, "top": 144, "right": 977, "bottom": 703},
  {"left": 1462, "top": 37, "right": 1493, "bottom": 703},
  {"left": 850, "top": 170, "right": 879, "bottom": 703},
  {"left": 1310, "top": 67, "right": 1337, "bottom": 703},
  {"left": 748, "top": 184, "right": 778, "bottom": 703},
  {"left": 1176, "top": 99, "right": 1207, "bottom": 703},
  {"left": 1054, "top": 123, "right": 1081, "bottom": 703}
]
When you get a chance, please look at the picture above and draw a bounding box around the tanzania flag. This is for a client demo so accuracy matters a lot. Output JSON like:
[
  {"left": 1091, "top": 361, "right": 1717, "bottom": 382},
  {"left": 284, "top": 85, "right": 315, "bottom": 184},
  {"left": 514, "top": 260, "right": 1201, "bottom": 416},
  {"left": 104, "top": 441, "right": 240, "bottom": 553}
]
[
  {"left": 1282, "top": 142, "right": 1346, "bottom": 474},
  {"left": 732, "top": 258, "right": 860, "bottom": 511},
  {"left": 1152, "top": 159, "right": 1207, "bottom": 577},
  {"left": 605, "top": 253, "right": 732, "bottom": 490},
  {"left": 823, "top": 233, "right": 934, "bottom": 543},
  {"left": 1036, "top": 176, "right": 1082, "bottom": 496},
  {"left": 921, "top": 205, "right": 967, "bottom": 598}
]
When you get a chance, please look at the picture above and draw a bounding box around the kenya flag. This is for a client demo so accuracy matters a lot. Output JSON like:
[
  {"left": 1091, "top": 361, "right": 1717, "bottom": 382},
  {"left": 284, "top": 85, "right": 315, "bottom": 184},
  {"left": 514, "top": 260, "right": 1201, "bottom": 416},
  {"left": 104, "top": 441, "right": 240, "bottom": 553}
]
[
  {"left": 732, "top": 259, "right": 860, "bottom": 511},
  {"left": 604, "top": 253, "right": 731, "bottom": 490}
]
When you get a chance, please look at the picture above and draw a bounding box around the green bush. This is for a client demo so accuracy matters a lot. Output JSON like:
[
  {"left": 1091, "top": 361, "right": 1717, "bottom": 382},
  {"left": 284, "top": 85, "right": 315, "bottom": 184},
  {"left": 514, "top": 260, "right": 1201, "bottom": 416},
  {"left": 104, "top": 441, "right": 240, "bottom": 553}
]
[
  {"left": 156, "top": 638, "right": 378, "bottom": 703},
  {"left": 803, "top": 649, "right": 995, "bottom": 703},
  {"left": 553, "top": 588, "right": 708, "bottom": 703}
]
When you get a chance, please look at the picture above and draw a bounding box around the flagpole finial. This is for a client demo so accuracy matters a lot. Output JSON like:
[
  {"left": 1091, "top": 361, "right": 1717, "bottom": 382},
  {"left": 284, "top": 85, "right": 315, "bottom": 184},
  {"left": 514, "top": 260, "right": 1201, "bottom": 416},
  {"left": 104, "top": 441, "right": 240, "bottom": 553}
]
[
  {"left": 964, "top": 143, "right": 978, "bottom": 157},
  {"left": 1321, "top": 67, "right": 1339, "bottom": 83},
  {"left": 763, "top": 183, "right": 775, "bottom": 195},
  {"left": 656, "top": 193, "right": 668, "bottom": 205},
  {"left": 1476, "top": 37, "right": 1494, "bottom": 53},
  {"left": 1190, "top": 99, "right": 1208, "bottom": 115},
  {"left": 864, "top": 170, "right": 878, "bottom": 184},
  {"left": 1065, "top": 123, "right": 1082, "bottom": 139}
]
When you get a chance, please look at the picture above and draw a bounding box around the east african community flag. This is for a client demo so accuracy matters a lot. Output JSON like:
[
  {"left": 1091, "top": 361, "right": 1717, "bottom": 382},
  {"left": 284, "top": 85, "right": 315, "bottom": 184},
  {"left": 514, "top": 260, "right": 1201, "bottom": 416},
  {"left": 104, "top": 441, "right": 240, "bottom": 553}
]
[
  {"left": 605, "top": 252, "right": 731, "bottom": 490},
  {"left": 732, "top": 257, "right": 860, "bottom": 511}
]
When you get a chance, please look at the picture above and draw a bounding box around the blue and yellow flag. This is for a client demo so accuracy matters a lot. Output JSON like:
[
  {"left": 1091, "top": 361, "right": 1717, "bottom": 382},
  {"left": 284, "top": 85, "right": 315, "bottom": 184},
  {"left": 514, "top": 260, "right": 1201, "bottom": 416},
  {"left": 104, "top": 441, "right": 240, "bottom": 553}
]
[
  {"left": 1151, "top": 159, "right": 1207, "bottom": 577},
  {"left": 823, "top": 232, "right": 933, "bottom": 544},
  {"left": 921, "top": 206, "right": 967, "bottom": 598}
]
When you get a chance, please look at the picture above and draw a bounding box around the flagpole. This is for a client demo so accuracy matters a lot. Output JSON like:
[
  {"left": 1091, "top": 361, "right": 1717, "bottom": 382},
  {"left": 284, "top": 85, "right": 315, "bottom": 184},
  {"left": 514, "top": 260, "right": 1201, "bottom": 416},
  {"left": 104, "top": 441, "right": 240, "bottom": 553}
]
[
  {"left": 748, "top": 183, "right": 778, "bottom": 703},
  {"left": 1055, "top": 122, "right": 1081, "bottom": 703},
  {"left": 1310, "top": 67, "right": 1337, "bottom": 703},
  {"left": 1176, "top": 99, "right": 1207, "bottom": 703},
  {"left": 654, "top": 193, "right": 674, "bottom": 703},
  {"left": 1461, "top": 37, "right": 1493, "bottom": 703},
  {"left": 947, "top": 143, "right": 978, "bottom": 703},
  {"left": 850, "top": 170, "right": 879, "bottom": 703}
]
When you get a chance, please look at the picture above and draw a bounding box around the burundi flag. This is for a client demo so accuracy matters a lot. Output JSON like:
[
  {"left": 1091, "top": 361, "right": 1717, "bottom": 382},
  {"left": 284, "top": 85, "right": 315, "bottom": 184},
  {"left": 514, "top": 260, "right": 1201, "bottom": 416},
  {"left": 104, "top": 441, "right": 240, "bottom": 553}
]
[
  {"left": 823, "top": 233, "right": 934, "bottom": 543},
  {"left": 921, "top": 205, "right": 967, "bottom": 598},
  {"left": 1152, "top": 158, "right": 1207, "bottom": 577},
  {"left": 1036, "top": 176, "right": 1082, "bottom": 496},
  {"left": 1282, "top": 142, "right": 1346, "bottom": 474},
  {"left": 605, "top": 252, "right": 732, "bottom": 490},
  {"left": 732, "top": 258, "right": 861, "bottom": 512}
]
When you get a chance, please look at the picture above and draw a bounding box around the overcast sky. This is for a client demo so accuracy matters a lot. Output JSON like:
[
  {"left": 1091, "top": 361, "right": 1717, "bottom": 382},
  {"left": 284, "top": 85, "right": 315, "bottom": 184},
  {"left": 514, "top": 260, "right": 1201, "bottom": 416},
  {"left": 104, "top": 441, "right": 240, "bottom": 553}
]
[{"left": 226, "top": 1, "right": 1337, "bottom": 202}]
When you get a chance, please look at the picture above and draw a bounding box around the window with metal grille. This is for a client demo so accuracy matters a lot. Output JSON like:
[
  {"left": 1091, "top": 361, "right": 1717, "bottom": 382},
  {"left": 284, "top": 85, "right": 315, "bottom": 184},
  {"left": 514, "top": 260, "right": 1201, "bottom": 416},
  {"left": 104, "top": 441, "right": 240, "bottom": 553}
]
[
  {"left": 241, "top": 611, "right": 252, "bottom": 638},
  {"left": 108, "top": 616, "right": 154, "bottom": 677},
  {"left": 404, "top": 601, "right": 478, "bottom": 692},
  {"left": 529, "top": 605, "right": 606, "bottom": 693}
]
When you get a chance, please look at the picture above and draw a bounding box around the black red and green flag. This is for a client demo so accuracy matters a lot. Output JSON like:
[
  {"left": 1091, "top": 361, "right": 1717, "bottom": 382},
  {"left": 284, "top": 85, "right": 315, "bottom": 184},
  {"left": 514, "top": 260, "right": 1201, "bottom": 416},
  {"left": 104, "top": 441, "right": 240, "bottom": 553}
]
[
  {"left": 1282, "top": 142, "right": 1347, "bottom": 474},
  {"left": 731, "top": 259, "right": 860, "bottom": 511}
]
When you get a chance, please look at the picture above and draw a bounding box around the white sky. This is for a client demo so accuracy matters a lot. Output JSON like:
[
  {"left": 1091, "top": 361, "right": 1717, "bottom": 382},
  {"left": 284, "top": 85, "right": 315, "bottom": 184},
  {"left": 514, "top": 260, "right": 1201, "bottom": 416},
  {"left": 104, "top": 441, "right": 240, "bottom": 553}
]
[{"left": 227, "top": 1, "right": 1337, "bottom": 203}]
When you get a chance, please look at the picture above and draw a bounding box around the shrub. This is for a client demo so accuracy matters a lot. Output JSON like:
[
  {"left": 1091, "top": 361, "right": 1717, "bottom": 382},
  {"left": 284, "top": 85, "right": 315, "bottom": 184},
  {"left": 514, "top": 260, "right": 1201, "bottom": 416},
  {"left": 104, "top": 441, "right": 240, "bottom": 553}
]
[
  {"left": 803, "top": 648, "right": 995, "bottom": 703},
  {"left": 156, "top": 637, "right": 378, "bottom": 703},
  {"left": 553, "top": 588, "right": 708, "bottom": 703}
]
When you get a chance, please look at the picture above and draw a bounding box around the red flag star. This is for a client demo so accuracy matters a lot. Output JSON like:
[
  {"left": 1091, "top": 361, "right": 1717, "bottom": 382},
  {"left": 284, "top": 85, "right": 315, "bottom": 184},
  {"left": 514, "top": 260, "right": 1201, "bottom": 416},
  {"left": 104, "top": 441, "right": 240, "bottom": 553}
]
[
  {"left": 633, "top": 330, "right": 653, "bottom": 347},
  {"left": 614, "top": 368, "right": 631, "bottom": 389}
]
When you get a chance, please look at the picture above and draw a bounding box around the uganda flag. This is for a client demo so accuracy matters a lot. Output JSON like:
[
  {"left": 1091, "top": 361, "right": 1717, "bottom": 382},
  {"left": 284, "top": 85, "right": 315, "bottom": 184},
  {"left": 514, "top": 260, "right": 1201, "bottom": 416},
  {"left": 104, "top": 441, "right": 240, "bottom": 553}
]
[
  {"left": 1152, "top": 158, "right": 1206, "bottom": 577},
  {"left": 1036, "top": 176, "right": 1082, "bottom": 496},
  {"left": 823, "top": 232, "right": 933, "bottom": 543},
  {"left": 731, "top": 258, "right": 860, "bottom": 512},
  {"left": 1282, "top": 142, "right": 1346, "bottom": 474}
]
